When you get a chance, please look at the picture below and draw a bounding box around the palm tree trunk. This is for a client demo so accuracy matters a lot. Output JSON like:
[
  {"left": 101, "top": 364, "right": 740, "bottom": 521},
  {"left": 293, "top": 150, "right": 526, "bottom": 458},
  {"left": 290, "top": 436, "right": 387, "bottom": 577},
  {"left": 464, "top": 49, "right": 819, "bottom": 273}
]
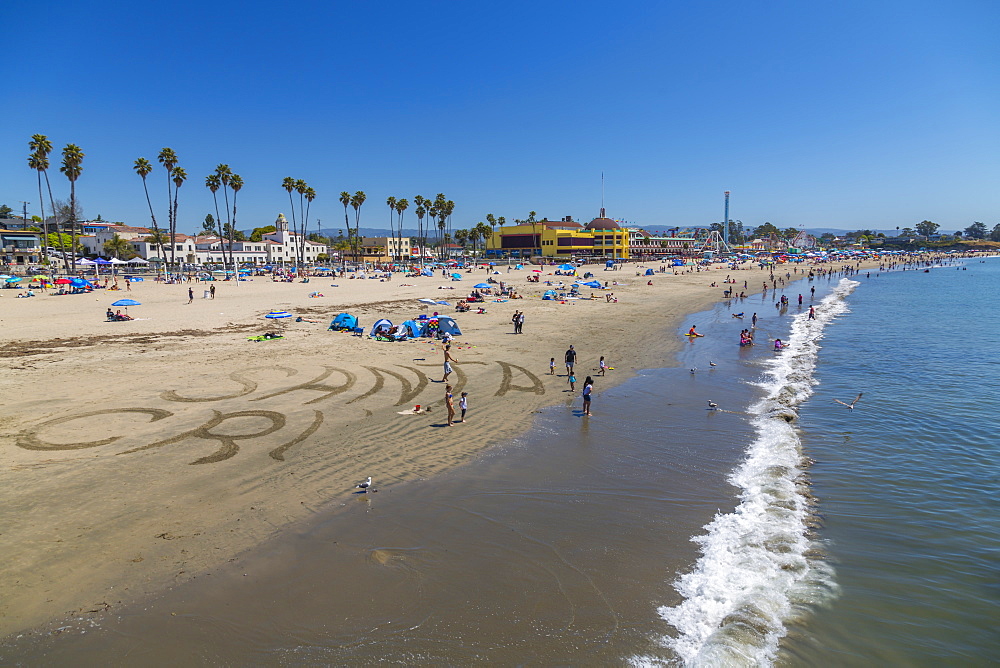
[
  {"left": 302, "top": 201, "right": 312, "bottom": 267},
  {"left": 171, "top": 190, "right": 180, "bottom": 269},
  {"left": 36, "top": 171, "right": 49, "bottom": 273},
  {"left": 231, "top": 195, "right": 238, "bottom": 283},
  {"left": 43, "top": 171, "right": 69, "bottom": 273},
  {"left": 165, "top": 175, "right": 174, "bottom": 273},
  {"left": 212, "top": 192, "right": 226, "bottom": 275},
  {"left": 141, "top": 179, "right": 163, "bottom": 278},
  {"left": 69, "top": 181, "right": 78, "bottom": 272}
]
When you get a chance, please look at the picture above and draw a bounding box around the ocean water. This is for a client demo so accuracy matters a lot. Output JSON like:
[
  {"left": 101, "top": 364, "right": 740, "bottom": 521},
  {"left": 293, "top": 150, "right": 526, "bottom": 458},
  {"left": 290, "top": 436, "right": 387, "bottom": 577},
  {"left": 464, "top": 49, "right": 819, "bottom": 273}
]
[{"left": 3, "top": 259, "right": 996, "bottom": 666}]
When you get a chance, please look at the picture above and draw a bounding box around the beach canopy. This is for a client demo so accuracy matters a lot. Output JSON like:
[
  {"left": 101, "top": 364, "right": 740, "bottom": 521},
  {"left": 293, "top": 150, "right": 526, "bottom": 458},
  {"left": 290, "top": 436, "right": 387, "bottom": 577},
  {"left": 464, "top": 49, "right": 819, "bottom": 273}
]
[
  {"left": 69, "top": 278, "right": 91, "bottom": 287},
  {"left": 78, "top": 258, "right": 97, "bottom": 265},
  {"left": 542, "top": 289, "right": 557, "bottom": 300},
  {"left": 112, "top": 299, "right": 141, "bottom": 307},
  {"left": 450, "top": 273, "right": 461, "bottom": 280},
  {"left": 126, "top": 257, "right": 149, "bottom": 264},
  {"left": 329, "top": 313, "right": 359, "bottom": 331},
  {"left": 265, "top": 310, "right": 292, "bottom": 319},
  {"left": 557, "top": 263, "right": 575, "bottom": 271},
  {"left": 418, "top": 298, "right": 437, "bottom": 305},
  {"left": 110, "top": 258, "right": 129, "bottom": 265},
  {"left": 583, "top": 280, "right": 602, "bottom": 288},
  {"left": 399, "top": 319, "right": 424, "bottom": 338},
  {"left": 55, "top": 278, "right": 72, "bottom": 285},
  {"left": 422, "top": 269, "right": 434, "bottom": 277},
  {"left": 606, "top": 260, "right": 615, "bottom": 268},
  {"left": 370, "top": 318, "right": 393, "bottom": 337},
  {"left": 474, "top": 283, "right": 491, "bottom": 289},
  {"left": 92, "top": 258, "right": 113, "bottom": 265}
]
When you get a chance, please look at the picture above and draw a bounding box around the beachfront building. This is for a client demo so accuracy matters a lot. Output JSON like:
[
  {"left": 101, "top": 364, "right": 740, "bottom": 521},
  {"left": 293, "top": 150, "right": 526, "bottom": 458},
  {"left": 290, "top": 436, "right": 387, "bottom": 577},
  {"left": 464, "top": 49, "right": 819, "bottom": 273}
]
[
  {"left": 486, "top": 213, "right": 632, "bottom": 260},
  {"left": 361, "top": 236, "right": 411, "bottom": 261},
  {"left": 628, "top": 229, "right": 700, "bottom": 260},
  {"left": 1, "top": 230, "right": 43, "bottom": 265}
]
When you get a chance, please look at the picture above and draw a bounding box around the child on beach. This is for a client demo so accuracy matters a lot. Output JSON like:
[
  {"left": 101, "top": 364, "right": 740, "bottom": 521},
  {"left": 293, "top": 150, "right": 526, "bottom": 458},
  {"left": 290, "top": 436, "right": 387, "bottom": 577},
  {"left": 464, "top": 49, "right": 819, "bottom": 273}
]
[
  {"left": 598, "top": 356, "right": 607, "bottom": 376},
  {"left": 459, "top": 392, "right": 468, "bottom": 423},
  {"left": 568, "top": 373, "right": 576, "bottom": 392},
  {"left": 582, "top": 376, "right": 593, "bottom": 416},
  {"left": 549, "top": 357, "right": 556, "bottom": 375}
]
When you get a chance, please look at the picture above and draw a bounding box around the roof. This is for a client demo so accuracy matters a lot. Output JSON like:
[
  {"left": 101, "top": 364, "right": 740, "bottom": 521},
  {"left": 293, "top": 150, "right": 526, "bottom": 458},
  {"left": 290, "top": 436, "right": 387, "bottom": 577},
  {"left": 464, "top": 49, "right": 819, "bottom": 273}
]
[{"left": 585, "top": 217, "right": 622, "bottom": 230}]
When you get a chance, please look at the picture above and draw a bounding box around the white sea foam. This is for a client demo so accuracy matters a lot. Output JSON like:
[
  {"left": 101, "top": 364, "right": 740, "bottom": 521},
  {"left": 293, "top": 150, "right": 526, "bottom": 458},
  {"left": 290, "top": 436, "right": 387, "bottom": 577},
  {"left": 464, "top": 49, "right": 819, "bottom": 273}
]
[{"left": 647, "top": 278, "right": 859, "bottom": 667}]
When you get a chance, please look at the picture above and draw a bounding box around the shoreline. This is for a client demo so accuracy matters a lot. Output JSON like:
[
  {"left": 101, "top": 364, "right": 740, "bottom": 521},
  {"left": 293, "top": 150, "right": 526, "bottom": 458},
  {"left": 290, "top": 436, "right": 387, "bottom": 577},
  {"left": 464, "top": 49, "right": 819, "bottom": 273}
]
[{"left": 0, "top": 256, "right": 931, "bottom": 638}]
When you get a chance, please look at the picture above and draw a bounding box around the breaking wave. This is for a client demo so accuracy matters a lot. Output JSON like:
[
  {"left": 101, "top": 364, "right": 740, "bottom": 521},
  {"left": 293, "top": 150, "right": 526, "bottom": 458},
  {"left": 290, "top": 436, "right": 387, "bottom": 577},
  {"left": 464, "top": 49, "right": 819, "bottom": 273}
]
[{"left": 643, "top": 278, "right": 859, "bottom": 666}]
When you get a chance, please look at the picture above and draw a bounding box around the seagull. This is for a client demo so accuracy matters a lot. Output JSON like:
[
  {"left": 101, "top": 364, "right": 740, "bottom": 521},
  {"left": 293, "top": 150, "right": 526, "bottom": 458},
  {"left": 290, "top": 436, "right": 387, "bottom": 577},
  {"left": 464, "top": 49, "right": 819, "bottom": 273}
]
[
  {"left": 833, "top": 393, "right": 863, "bottom": 410},
  {"left": 355, "top": 476, "right": 373, "bottom": 491},
  {"left": 690, "top": 368, "right": 697, "bottom": 374},
  {"left": 709, "top": 361, "right": 717, "bottom": 367},
  {"left": 708, "top": 400, "right": 718, "bottom": 409}
]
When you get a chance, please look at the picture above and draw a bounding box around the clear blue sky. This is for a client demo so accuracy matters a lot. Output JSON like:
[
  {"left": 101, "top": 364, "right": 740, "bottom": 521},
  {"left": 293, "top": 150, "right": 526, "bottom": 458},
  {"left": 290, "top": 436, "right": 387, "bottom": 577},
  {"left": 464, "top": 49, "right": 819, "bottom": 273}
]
[{"left": 4, "top": 0, "right": 998, "bottom": 234}]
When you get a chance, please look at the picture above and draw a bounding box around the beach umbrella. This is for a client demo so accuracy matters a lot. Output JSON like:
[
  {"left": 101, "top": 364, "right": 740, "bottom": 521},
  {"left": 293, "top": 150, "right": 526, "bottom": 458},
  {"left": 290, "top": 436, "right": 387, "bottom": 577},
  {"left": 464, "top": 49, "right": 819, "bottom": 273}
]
[
  {"left": 70, "top": 278, "right": 91, "bottom": 288},
  {"left": 557, "top": 263, "right": 575, "bottom": 270},
  {"left": 31, "top": 275, "right": 48, "bottom": 281},
  {"left": 436, "top": 300, "right": 450, "bottom": 306},
  {"left": 6, "top": 276, "right": 22, "bottom": 283},
  {"left": 450, "top": 273, "right": 461, "bottom": 279},
  {"left": 265, "top": 311, "right": 292, "bottom": 319},
  {"left": 418, "top": 298, "right": 437, "bottom": 305},
  {"left": 55, "top": 278, "right": 72, "bottom": 285},
  {"left": 474, "top": 283, "right": 491, "bottom": 289},
  {"left": 531, "top": 269, "right": 542, "bottom": 272},
  {"left": 112, "top": 298, "right": 141, "bottom": 314}
]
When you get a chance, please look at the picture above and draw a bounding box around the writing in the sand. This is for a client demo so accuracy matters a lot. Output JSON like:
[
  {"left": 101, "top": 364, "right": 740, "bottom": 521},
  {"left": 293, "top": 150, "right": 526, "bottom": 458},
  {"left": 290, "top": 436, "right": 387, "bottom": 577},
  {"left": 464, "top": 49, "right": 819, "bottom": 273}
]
[{"left": 15, "top": 361, "right": 546, "bottom": 464}]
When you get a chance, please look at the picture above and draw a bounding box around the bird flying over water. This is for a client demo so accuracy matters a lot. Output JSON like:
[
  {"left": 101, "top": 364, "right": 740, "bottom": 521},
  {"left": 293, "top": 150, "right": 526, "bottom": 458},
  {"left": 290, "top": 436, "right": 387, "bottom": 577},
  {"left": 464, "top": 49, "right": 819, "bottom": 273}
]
[
  {"left": 833, "top": 393, "right": 863, "bottom": 410},
  {"left": 355, "top": 476, "right": 372, "bottom": 491}
]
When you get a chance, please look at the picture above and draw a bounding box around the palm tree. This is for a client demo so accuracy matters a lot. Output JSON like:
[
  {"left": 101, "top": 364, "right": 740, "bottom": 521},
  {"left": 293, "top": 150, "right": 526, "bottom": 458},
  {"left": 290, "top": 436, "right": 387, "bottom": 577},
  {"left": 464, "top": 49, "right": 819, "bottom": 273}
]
[
  {"left": 281, "top": 177, "right": 298, "bottom": 261},
  {"left": 395, "top": 198, "right": 409, "bottom": 264},
  {"left": 29, "top": 135, "right": 67, "bottom": 271},
  {"left": 350, "top": 191, "right": 366, "bottom": 264},
  {"left": 385, "top": 196, "right": 397, "bottom": 262},
  {"left": 28, "top": 149, "right": 52, "bottom": 268},
  {"left": 205, "top": 173, "right": 227, "bottom": 269},
  {"left": 103, "top": 233, "right": 132, "bottom": 259},
  {"left": 229, "top": 174, "right": 243, "bottom": 271},
  {"left": 133, "top": 157, "right": 165, "bottom": 276},
  {"left": 59, "top": 143, "right": 84, "bottom": 272},
  {"left": 170, "top": 166, "right": 187, "bottom": 267},
  {"left": 304, "top": 186, "right": 317, "bottom": 264},
  {"left": 295, "top": 180, "right": 308, "bottom": 266},
  {"left": 157, "top": 148, "right": 178, "bottom": 267},
  {"left": 339, "top": 191, "right": 352, "bottom": 269}
]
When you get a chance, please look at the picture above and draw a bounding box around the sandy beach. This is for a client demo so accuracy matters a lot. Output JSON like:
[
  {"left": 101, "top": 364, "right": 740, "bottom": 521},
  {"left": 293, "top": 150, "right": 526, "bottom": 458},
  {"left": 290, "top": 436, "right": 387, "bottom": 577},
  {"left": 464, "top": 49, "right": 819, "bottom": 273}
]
[{"left": 3, "top": 261, "right": 757, "bottom": 636}]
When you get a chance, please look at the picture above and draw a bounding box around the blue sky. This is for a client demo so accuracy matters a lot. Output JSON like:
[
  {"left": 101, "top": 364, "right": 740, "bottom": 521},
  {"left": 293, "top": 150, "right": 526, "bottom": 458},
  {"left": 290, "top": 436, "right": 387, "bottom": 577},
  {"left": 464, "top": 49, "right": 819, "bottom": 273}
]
[{"left": 4, "top": 0, "right": 998, "bottom": 234}]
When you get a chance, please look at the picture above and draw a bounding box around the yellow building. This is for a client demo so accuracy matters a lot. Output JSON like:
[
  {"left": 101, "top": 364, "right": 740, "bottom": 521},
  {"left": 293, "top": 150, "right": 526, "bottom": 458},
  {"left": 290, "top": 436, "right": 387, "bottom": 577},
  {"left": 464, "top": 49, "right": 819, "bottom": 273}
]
[{"left": 486, "top": 213, "right": 630, "bottom": 260}]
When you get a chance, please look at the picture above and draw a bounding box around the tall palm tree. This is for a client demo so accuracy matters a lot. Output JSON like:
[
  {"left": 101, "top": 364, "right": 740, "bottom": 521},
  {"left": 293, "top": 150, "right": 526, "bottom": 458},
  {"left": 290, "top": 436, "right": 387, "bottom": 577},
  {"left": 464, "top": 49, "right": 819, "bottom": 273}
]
[
  {"left": 133, "top": 157, "right": 165, "bottom": 276},
  {"left": 350, "top": 191, "right": 366, "bottom": 264},
  {"left": 301, "top": 186, "right": 316, "bottom": 266},
  {"left": 28, "top": 150, "right": 52, "bottom": 268},
  {"left": 205, "top": 173, "right": 227, "bottom": 269},
  {"left": 170, "top": 166, "right": 187, "bottom": 266},
  {"left": 229, "top": 174, "right": 243, "bottom": 271},
  {"left": 157, "top": 148, "right": 178, "bottom": 267},
  {"left": 29, "top": 135, "right": 66, "bottom": 271},
  {"left": 281, "top": 177, "right": 298, "bottom": 260},
  {"left": 395, "top": 198, "right": 409, "bottom": 264},
  {"left": 414, "top": 205, "right": 426, "bottom": 261},
  {"left": 385, "top": 196, "right": 397, "bottom": 262},
  {"left": 295, "top": 180, "right": 308, "bottom": 266},
  {"left": 59, "top": 143, "right": 84, "bottom": 272},
  {"left": 339, "top": 191, "right": 352, "bottom": 269}
]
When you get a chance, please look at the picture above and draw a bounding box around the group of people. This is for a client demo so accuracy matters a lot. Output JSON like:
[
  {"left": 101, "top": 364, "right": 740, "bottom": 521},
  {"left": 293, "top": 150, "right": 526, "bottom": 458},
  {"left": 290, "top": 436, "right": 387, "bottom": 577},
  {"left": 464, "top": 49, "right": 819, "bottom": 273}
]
[
  {"left": 511, "top": 310, "right": 525, "bottom": 334},
  {"left": 740, "top": 329, "right": 755, "bottom": 346},
  {"left": 106, "top": 308, "right": 133, "bottom": 321}
]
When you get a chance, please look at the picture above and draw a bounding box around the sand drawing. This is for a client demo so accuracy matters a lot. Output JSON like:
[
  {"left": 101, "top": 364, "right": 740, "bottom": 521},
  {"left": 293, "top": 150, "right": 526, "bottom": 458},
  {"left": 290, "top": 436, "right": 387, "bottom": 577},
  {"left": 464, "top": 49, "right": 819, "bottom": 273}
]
[
  {"left": 161, "top": 366, "right": 298, "bottom": 403},
  {"left": 17, "top": 408, "right": 174, "bottom": 451},
  {"left": 250, "top": 366, "right": 357, "bottom": 405},
  {"left": 494, "top": 361, "right": 546, "bottom": 396}
]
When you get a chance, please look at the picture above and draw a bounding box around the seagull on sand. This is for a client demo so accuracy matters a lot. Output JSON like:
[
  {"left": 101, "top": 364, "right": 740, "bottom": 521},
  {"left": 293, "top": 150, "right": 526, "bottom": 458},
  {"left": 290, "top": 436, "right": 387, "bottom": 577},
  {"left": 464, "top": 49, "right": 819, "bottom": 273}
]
[
  {"left": 833, "top": 393, "right": 863, "bottom": 410},
  {"left": 708, "top": 400, "right": 718, "bottom": 410},
  {"left": 355, "top": 476, "right": 373, "bottom": 491}
]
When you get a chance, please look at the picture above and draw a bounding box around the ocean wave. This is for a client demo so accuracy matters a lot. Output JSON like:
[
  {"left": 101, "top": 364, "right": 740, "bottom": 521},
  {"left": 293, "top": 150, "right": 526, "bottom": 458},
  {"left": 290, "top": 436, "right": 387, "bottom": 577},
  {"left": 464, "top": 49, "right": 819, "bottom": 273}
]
[{"left": 644, "top": 278, "right": 859, "bottom": 667}]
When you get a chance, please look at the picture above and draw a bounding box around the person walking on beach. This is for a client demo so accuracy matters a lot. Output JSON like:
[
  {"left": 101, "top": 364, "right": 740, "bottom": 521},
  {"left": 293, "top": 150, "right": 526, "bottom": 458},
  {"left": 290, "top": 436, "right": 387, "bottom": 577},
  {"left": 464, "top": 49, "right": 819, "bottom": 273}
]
[
  {"left": 598, "top": 356, "right": 607, "bottom": 376},
  {"left": 442, "top": 344, "right": 457, "bottom": 382},
  {"left": 125, "top": 278, "right": 131, "bottom": 291},
  {"left": 582, "top": 376, "right": 593, "bottom": 416},
  {"left": 751, "top": 313, "right": 758, "bottom": 328},
  {"left": 445, "top": 384, "right": 456, "bottom": 426},
  {"left": 565, "top": 345, "right": 577, "bottom": 375},
  {"left": 187, "top": 287, "right": 194, "bottom": 304},
  {"left": 511, "top": 310, "right": 520, "bottom": 334},
  {"left": 210, "top": 284, "right": 216, "bottom": 299},
  {"left": 459, "top": 391, "right": 468, "bottom": 423},
  {"left": 568, "top": 372, "right": 576, "bottom": 392},
  {"left": 549, "top": 357, "right": 556, "bottom": 375},
  {"left": 517, "top": 311, "right": 525, "bottom": 334}
]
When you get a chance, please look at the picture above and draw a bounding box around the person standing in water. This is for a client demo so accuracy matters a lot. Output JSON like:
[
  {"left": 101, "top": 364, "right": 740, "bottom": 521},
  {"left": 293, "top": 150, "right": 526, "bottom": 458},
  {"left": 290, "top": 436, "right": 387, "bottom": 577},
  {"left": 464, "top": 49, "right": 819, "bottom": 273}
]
[{"left": 582, "top": 376, "right": 594, "bottom": 416}]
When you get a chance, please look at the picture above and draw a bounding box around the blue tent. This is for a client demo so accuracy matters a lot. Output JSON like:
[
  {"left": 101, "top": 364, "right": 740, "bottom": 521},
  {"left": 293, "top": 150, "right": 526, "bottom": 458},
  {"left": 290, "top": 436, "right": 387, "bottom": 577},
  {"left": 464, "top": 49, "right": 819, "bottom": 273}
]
[
  {"left": 329, "top": 313, "right": 359, "bottom": 331},
  {"left": 422, "top": 269, "right": 434, "bottom": 277},
  {"left": 435, "top": 316, "right": 462, "bottom": 336},
  {"left": 605, "top": 260, "right": 615, "bottom": 268},
  {"left": 645, "top": 268, "right": 655, "bottom": 276},
  {"left": 399, "top": 319, "right": 424, "bottom": 338},
  {"left": 370, "top": 318, "right": 393, "bottom": 337},
  {"left": 557, "top": 263, "right": 575, "bottom": 271},
  {"left": 542, "top": 289, "right": 558, "bottom": 300},
  {"left": 583, "top": 280, "right": 602, "bottom": 288}
]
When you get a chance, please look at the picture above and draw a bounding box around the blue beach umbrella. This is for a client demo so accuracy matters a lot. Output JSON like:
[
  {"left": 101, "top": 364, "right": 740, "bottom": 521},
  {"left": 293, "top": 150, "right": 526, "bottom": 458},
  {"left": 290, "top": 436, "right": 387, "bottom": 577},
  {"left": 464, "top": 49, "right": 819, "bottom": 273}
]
[
  {"left": 557, "top": 263, "right": 575, "bottom": 271},
  {"left": 69, "top": 278, "right": 91, "bottom": 287},
  {"left": 450, "top": 273, "right": 461, "bottom": 279},
  {"left": 473, "top": 283, "right": 491, "bottom": 289},
  {"left": 112, "top": 299, "right": 141, "bottom": 307},
  {"left": 6, "top": 276, "right": 22, "bottom": 283}
]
